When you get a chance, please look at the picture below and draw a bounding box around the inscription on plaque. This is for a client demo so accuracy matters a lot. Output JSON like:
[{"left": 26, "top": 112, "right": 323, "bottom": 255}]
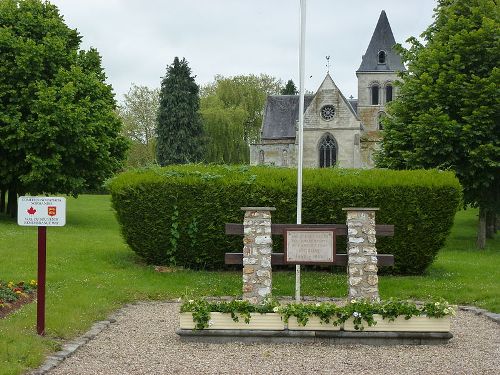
[{"left": 284, "top": 229, "right": 336, "bottom": 264}]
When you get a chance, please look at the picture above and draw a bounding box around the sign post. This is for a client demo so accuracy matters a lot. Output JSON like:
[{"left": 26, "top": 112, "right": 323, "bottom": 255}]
[{"left": 18, "top": 196, "right": 66, "bottom": 336}]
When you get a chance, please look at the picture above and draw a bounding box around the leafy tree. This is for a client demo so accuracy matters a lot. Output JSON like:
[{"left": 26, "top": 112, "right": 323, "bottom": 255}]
[
  {"left": 200, "top": 74, "right": 282, "bottom": 159},
  {"left": 377, "top": 0, "right": 499, "bottom": 248},
  {"left": 0, "top": 0, "right": 127, "bottom": 216},
  {"left": 201, "top": 99, "right": 249, "bottom": 164},
  {"left": 118, "top": 84, "right": 159, "bottom": 167},
  {"left": 156, "top": 57, "right": 204, "bottom": 165},
  {"left": 281, "top": 79, "right": 298, "bottom": 95}
]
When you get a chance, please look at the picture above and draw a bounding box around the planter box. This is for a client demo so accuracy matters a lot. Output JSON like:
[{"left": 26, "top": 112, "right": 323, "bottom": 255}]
[
  {"left": 179, "top": 312, "right": 285, "bottom": 330},
  {"left": 343, "top": 314, "right": 451, "bottom": 332},
  {"left": 287, "top": 316, "right": 341, "bottom": 331}
]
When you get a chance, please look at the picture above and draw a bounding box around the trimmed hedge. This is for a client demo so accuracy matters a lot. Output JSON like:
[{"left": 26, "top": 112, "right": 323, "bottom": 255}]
[{"left": 108, "top": 165, "right": 462, "bottom": 274}]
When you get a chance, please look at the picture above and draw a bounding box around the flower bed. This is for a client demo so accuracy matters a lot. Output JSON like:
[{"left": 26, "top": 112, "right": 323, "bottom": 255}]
[
  {"left": 179, "top": 298, "right": 455, "bottom": 332},
  {"left": 0, "top": 280, "right": 37, "bottom": 319}
]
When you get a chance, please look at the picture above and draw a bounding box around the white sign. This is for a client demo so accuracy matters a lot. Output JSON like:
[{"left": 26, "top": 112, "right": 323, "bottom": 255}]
[
  {"left": 18, "top": 197, "right": 66, "bottom": 227},
  {"left": 285, "top": 230, "right": 335, "bottom": 264}
]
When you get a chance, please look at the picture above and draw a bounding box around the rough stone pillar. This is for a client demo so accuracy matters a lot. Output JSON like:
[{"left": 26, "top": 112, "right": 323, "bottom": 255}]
[
  {"left": 241, "top": 207, "right": 275, "bottom": 304},
  {"left": 342, "top": 208, "right": 380, "bottom": 302}
]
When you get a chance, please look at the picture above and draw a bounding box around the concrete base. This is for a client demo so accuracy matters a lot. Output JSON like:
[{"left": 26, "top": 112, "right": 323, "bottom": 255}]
[{"left": 176, "top": 329, "right": 453, "bottom": 345}]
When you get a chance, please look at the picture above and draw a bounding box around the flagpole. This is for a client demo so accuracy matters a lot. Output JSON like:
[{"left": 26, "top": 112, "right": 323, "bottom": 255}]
[{"left": 296, "top": 0, "right": 306, "bottom": 302}]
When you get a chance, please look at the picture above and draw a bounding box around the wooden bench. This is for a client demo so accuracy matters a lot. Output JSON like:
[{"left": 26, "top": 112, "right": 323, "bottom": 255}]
[{"left": 224, "top": 223, "right": 395, "bottom": 267}]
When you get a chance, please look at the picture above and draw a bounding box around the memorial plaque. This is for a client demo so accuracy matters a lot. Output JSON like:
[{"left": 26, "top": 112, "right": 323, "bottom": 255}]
[{"left": 284, "top": 229, "right": 336, "bottom": 264}]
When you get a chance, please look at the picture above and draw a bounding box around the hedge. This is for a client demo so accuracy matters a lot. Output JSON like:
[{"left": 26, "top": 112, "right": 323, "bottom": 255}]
[{"left": 108, "top": 165, "right": 462, "bottom": 274}]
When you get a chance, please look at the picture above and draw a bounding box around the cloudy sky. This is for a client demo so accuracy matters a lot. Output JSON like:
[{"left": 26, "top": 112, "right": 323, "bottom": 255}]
[{"left": 50, "top": 0, "right": 438, "bottom": 103}]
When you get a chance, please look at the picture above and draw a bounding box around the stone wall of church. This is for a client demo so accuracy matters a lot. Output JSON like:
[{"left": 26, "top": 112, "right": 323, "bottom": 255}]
[
  {"left": 357, "top": 72, "right": 399, "bottom": 132},
  {"left": 249, "top": 142, "right": 296, "bottom": 167},
  {"left": 302, "top": 79, "right": 362, "bottom": 168}
]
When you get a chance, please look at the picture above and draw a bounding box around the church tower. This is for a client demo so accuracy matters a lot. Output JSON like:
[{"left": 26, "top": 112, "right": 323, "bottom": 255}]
[{"left": 356, "top": 10, "right": 405, "bottom": 166}]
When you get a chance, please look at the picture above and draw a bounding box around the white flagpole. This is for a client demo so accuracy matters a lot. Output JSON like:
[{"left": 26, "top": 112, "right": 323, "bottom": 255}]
[{"left": 296, "top": 0, "right": 306, "bottom": 302}]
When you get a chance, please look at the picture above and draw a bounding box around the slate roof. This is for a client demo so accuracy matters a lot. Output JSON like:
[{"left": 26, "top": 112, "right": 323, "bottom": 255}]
[
  {"left": 348, "top": 99, "right": 358, "bottom": 114},
  {"left": 261, "top": 95, "right": 314, "bottom": 140},
  {"left": 357, "top": 10, "right": 405, "bottom": 72}
]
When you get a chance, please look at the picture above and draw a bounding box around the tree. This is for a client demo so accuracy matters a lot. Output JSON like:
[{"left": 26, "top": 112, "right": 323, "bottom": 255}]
[
  {"left": 200, "top": 74, "right": 282, "bottom": 162},
  {"left": 156, "top": 57, "right": 204, "bottom": 165},
  {"left": 0, "top": 0, "right": 127, "bottom": 216},
  {"left": 281, "top": 79, "right": 298, "bottom": 95},
  {"left": 201, "top": 100, "right": 249, "bottom": 164},
  {"left": 118, "top": 84, "right": 159, "bottom": 167},
  {"left": 377, "top": 0, "right": 499, "bottom": 248}
]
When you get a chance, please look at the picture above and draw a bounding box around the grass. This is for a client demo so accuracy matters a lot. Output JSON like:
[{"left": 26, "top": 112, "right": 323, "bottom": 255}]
[{"left": 0, "top": 195, "right": 498, "bottom": 375}]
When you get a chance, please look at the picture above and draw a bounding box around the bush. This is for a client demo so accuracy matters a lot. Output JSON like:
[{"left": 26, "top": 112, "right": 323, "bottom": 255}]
[{"left": 108, "top": 165, "right": 462, "bottom": 274}]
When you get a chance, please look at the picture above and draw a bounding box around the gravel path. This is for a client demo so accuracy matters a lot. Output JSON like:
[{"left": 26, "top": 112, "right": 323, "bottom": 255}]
[{"left": 46, "top": 302, "right": 499, "bottom": 375}]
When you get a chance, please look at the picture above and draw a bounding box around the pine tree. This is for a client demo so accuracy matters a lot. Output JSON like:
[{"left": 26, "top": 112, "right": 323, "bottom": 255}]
[
  {"left": 156, "top": 57, "right": 204, "bottom": 165},
  {"left": 281, "top": 79, "right": 298, "bottom": 95}
]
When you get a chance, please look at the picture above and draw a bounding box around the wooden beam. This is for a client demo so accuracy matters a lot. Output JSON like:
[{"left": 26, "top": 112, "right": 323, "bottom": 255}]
[
  {"left": 225, "top": 223, "right": 395, "bottom": 237},
  {"left": 224, "top": 253, "right": 394, "bottom": 267}
]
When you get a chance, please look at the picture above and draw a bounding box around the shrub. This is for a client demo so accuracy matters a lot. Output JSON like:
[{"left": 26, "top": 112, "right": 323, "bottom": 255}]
[{"left": 108, "top": 164, "right": 462, "bottom": 274}]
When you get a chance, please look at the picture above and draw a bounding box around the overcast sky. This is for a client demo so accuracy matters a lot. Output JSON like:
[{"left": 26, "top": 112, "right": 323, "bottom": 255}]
[{"left": 50, "top": 0, "right": 438, "bottom": 103}]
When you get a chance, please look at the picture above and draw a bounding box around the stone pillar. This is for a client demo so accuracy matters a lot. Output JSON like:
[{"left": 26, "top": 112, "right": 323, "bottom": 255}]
[
  {"left": 241, "top": 207, "right": 275, "bottom": 304},
  {"left": 342, "top": 208, "right": 380, "bottom": 302}
]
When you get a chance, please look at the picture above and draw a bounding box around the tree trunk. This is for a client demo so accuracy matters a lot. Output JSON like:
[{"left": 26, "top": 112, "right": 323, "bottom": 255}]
[
  {"left": 476, "top": 207, "right": 486, "bottom": 249},
  {"left": 7, "top": 189, "right": 17, "bottom": 219},
  {"left": 485, "top": 210, "right": 495, "bottom": 239},
  {"left": 0, "top": 189, "right": 5, "bottom": 213}
]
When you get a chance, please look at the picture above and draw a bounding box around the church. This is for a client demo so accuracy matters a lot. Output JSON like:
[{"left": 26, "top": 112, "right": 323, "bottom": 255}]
[{"left": 249, "top": 10, "right": 405, "bottom": 169}]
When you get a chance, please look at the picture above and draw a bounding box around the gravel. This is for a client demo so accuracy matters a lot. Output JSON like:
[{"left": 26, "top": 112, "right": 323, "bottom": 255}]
[{"left": 42, "top": 301, "right": 499, "bottom": 375}]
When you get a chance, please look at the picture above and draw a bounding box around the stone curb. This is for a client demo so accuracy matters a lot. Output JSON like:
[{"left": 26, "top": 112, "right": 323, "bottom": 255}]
[
  {"left": 29, "top": 298, "right": 499, "bottom": 374},
  {"left": 459, "top": 305, "right": 500, "bottom": 324}
]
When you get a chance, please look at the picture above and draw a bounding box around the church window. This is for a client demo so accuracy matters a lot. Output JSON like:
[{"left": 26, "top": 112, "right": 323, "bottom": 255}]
[
  {"left": 371, "top": 84, "right": 379, "bottom": 105},
  {"left": 259, "top": 150, "right": 265, "bottom": 164},
  {"left": 320, "top": 105, "right": 335, "bottom": 121},
  {"left": 318, "top": 134, "right": 337, "bottom": 168},
  {"left": 282, "top": 150, "right": 288, "bottom": 167},
  {"left": 378, "top": 50, "right": 386, "bottom": 64},
  {"left": 386, "top": 84, "right": 393, "bottom": 102}
]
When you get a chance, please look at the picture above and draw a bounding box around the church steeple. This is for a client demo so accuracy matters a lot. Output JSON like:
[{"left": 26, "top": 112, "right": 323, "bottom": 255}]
[{"left": 357, "top": 10, "right": 405, "bottom": 72}]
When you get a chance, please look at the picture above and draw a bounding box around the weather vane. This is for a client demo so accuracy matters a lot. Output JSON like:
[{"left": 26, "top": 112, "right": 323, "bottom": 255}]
[{"left": 326, "top": 56, "right": 331, "bottom": 73}]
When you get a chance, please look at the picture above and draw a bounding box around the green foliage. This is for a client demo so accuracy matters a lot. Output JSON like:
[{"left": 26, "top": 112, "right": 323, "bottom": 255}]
[
  {"left": 377, "top": 0, "right": 499, "bottom": 218},
  {"left": 180, "top": 298, "right": 279, "bottom": 329},
  {"left": 200, "top": 104, "right": 249, "bottom": 164},
  {"left": 108, "top": 165, "right": 462, "bottom": 274},
  {"left": 200, "top": 74, "right": 283, "bottom": 150},
  {"left": 278, "top": 302, "right": 342, "bottom": 326},
  {"left": 156, "top": 57, "right": 204, "bottom": 165},
  {"left": 118, "top": 84, "right": 159, "bottom": 168},
  {"left": 0, "top": 0, "right": 127, "bottom": 198},
  {"left": 181, "top": 297, "right": 456, "bottom": 331},
  {"left": 281, "top": 79, "right": 298, "bottom": 95}
]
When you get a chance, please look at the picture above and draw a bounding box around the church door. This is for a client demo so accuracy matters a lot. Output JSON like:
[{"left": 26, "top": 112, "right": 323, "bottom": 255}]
[{"left": 318, "top": 133, "right": 337, "bottom": 168}]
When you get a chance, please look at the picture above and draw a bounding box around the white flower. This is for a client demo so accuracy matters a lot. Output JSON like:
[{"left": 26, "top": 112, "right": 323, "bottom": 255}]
[
  {"left": 188, "top": 299, "right": 194, "bottom": 303},
  {"left": 352, "top": 312, "right": 361, "bottom": 318},
  {"left": 435, "top": 302, "right": 440, "bottom": 306},
  {"left": 273, "top": 306, "right": 279, "bottom": 313},
  {"left": 351, "top": 299, "right": 356, "bottom": 304},
  {"left": 444, "top": 308, "right": 449, "bottom": 314},
  {"left": 316, "top": 303, "right": 321, "bottom": 307}
]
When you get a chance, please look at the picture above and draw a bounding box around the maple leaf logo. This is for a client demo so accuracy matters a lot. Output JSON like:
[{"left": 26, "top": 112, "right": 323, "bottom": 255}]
[{"left": 27, "top": 207, "right": 37, "bottom": 215}]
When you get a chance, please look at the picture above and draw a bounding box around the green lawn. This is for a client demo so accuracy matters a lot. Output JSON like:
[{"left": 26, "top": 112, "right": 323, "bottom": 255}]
[{"left": 0, "top": 195, "right": 498, "bottom": 375}]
